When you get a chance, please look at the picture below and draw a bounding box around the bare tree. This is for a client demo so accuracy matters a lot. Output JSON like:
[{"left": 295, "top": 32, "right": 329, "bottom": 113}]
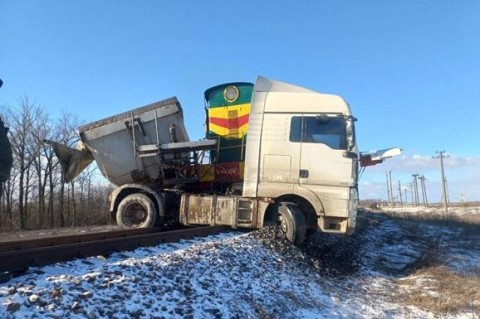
[
  {"left": 0, "top": 167, "right": 18, "bottom": 229},
  {"left": 29, "top": 109, "right": 50, "bottom": 228},
  {"left": 73, "top": 165, "right": 99, "bottom": 225},
  {"left": 53, "top": 112, "right": 81, "bottom": 227},
  {"left": 5, "top": 98, "right": 47, "bottom": 229},
  {"left": 0, "top": 101, "right": 112, "bottom": 231},
  {"left": 43, "top": 123, "right": 65, "bottom": 228}
]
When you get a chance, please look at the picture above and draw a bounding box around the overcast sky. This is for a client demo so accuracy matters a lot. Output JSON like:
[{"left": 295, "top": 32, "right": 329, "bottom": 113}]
[{"left": 1, "top": 1, "right": 479, "bottom": 202}]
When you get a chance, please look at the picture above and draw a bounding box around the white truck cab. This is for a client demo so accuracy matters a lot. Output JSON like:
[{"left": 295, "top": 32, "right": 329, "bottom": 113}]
[{"left": 243, "top": 77, "right": 359, "bottom": 235}]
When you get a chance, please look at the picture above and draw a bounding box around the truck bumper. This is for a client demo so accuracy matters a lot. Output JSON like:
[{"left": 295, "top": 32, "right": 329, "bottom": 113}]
[{"left": 318, "top": 187, "right": 358, "bottom": 234}]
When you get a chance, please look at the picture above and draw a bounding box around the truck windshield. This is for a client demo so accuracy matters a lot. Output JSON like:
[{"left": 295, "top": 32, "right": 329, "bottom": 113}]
[{"left": 290, "top": 116, "right": 348, "bottom": 150}]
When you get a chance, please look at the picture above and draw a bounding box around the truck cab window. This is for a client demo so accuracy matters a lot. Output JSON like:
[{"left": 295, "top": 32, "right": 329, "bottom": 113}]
[{"left": 290, "top": 116, "right": 347, "bottom": 150}]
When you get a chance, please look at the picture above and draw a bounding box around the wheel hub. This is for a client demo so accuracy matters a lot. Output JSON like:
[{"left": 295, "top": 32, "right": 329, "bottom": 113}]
[
  {"left": 279, "top": 214, "right": 288, "bottom": 233},
  {"left": 125, "top": 203, "right": 147, "bottom": 226}
]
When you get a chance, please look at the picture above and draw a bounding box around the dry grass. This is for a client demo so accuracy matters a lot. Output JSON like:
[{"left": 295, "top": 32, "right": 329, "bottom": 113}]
[
  {"left": 384, "top": 210, "right": 478, "bottom": 224},
  {"left": 395, "top": 266, "right": 480, "bottom": 315},
  {"left": 363, "top": 208, "right": 480, "bottom": 316},
  {"left": 389, "top": 211, "right": 480, "bottom": 316}
]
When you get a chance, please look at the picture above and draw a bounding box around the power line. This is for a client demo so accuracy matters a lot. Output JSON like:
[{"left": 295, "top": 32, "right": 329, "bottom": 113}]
[{"left": 440, "top": 92, "right": 480, "bottom": 151}]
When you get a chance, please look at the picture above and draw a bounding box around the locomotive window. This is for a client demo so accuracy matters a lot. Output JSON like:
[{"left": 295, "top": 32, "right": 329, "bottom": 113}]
[{"left": 289, "top": 116, "right": 347, "bottom": 150}]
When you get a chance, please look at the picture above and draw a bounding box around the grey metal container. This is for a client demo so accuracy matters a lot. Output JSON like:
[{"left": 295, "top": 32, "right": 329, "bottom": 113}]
[
  {"left": 47, "top": 97, "right": 215, "bottom": 188},
  {"left": 77, "top": 97, "right": 190, "bottom": 186}
]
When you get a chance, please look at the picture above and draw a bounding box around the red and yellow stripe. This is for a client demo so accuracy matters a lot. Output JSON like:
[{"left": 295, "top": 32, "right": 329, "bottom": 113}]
[{"left": 207, "top": 103, "right": 250, "bottom": 139}]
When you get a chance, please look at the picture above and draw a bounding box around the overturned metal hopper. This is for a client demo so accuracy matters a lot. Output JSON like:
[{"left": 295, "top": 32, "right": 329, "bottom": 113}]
[
  {"left": 78, "top": 97, "right": 189, "bottom": 186},
  {"left": 48, "top": 97, "right": 216, "bottom": 187}
]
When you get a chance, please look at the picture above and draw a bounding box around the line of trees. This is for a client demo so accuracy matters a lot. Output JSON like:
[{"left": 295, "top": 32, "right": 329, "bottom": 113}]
[{"left": 0, "top": 97, "right": 113, "bottom": 231}]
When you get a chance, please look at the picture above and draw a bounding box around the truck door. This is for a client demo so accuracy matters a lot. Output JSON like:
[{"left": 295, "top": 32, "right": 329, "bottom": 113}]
[
  {"left": 291, "top": 115, "right": 355, "bottom": 187},
  {"left": 259, "top": 113, "right": 301, "bottom": 186}
]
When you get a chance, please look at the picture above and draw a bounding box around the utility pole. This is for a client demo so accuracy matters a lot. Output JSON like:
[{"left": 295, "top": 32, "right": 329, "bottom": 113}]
[
  {"left": 434, "top": 151, "right": 449, "bottom": 218},
  {"left": 445, "top": 177, "right": 450, "bottom": 204},
  {"left": 408, "top": 183, "right": 414, "bottom": 205},
  {"left": 412, "top": 174, "right": 420, "bottom": 206},
  {"left": 386, "top": 171, "right": 394, "bottom": 207},
  {"left": 398, "top": 181, "right": 403, "bottom": 206},
  {"left": 385, "top": 171, "right": 391, "bottom": 207},
  {"left": 419, "top": 175, "right": 428, "bottom": 207},
  {"left": 389, "top": 171, "right": 394, "bottom": 206},
  {"left": 404, "top": 187, "right": 408, "bottom": 205}
]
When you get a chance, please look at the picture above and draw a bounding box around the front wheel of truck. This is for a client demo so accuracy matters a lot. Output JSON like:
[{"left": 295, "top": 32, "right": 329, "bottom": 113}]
[
  {"left": 116, "top": 193, "right": 157, "bottom": 228},
  {"left": 277, "top": 202, "right": 306, "bottom": 246}
]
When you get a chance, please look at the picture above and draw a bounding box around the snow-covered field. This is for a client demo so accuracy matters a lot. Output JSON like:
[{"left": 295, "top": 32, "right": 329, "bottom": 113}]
[{"left": 1, "top": 207, "right": 479, "bottom": 318}]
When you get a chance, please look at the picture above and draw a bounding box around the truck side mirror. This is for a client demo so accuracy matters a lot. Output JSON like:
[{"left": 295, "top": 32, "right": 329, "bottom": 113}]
[{"left": 343, "top": 151, "right": 358, "bottom": 159}]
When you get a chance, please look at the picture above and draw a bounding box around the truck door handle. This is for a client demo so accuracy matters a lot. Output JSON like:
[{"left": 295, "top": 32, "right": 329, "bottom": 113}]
[{"left": 300, "top": 169, "right": 309, "bottom": 178}]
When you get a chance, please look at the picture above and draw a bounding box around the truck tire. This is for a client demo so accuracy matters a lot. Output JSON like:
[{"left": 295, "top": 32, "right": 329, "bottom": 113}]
[
  {"left": 277, "top": 202, "right": 306, "bottom": 246},
  {"left": 116, "top": 193, "right": 157, "bottom": 228}
]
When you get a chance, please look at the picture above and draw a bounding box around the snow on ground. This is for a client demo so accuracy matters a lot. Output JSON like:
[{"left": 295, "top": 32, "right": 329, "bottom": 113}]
[
  {"left": 1, "top": 207, "right": 479, "bottom": 318},
  {"left": 382, "top": 205, "right": 480, "bottom": 218}
]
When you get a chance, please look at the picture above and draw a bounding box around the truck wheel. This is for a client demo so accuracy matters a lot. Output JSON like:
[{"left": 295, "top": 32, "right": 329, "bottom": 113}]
[
  {"left": 277, "top": 202, "right": 306, "bottom": 246},
  {"left": 116, "top": 193, "right": 156, "bottom": 228}
]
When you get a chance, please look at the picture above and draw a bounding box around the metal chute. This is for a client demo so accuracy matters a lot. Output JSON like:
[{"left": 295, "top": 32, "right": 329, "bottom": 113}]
[
  {"left": 360, "top": 147, "right": 403, "bottom": 167},
  {"left": 44, "top": 140, "right": 94, "bottom": 183},
  {"left": 358, "top": 147, "right": 403, "bottom": 178}
]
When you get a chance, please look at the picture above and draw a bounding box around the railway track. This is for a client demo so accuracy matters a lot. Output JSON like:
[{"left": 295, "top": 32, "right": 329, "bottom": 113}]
[{"left": 0, "top": 225, "right": 228, "bottom": 280}]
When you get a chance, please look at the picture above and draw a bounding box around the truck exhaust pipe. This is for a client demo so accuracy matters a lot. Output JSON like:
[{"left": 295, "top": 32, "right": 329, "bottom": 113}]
[{"left": 44, "top": 140, "right": 94, "bottom": 183}]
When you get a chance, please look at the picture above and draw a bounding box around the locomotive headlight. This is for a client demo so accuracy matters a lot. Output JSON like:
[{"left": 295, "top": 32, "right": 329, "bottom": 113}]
[{"left": 224, "top": 85, "right": 239, "bottom": 102}]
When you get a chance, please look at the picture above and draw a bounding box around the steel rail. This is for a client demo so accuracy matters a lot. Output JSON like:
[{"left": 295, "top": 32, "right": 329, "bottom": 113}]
[
  {"left": 0, "top": 226, "right": 169, "bottom": 252},
  {"left": 0, "top": 225, "right": 228, "bottom": 279}
]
